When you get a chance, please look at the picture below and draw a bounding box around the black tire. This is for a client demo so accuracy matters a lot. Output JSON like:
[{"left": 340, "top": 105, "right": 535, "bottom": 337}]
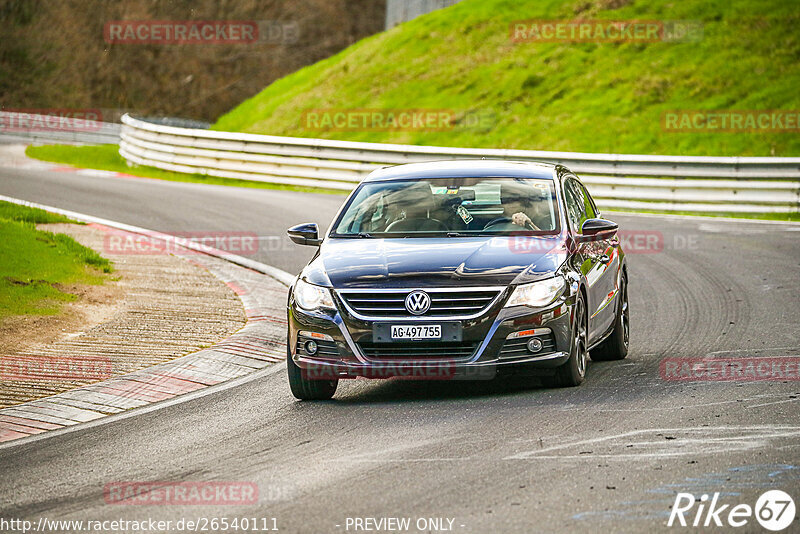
[
  {"left": 590, "top": 272, "right": 629, "bottom": 362},
  {"left": 287, "top": 349, "right": 338, "bottom": 400},
  {"left": 542, "top": 291, "right": 588, "bottom": 388}
]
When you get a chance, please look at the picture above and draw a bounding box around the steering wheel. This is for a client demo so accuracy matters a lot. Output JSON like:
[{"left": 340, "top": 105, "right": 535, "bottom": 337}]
[{"left": 483, "top": 217, "right": 536, "bottom": 231}]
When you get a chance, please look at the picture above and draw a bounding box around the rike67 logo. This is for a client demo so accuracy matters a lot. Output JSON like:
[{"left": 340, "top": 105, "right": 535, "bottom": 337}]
[{"left": 668, "top": 490, "right": 795, "bottom": 531}]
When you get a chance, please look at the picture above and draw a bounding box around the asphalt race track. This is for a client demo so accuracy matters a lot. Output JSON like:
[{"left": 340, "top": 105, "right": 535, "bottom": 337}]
[{"left": 1, "top": 165, "right": 800, "bottom": 532}]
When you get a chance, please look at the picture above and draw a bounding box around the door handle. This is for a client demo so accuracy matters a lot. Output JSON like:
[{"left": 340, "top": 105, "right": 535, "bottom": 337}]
[{"left": 597, "top": 254, "right": 611, "bottom": 264}]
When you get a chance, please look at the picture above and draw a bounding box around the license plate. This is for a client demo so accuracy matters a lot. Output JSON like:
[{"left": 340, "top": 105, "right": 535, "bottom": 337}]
[
  {"left": 372, "top": 322, "right": 461, "bottom": 343},
  {"left": 390, "top": 325, "right": 441, "bottom": 340}
]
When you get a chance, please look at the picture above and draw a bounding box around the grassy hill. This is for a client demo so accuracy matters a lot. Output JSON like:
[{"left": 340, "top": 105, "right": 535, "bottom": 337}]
[{"left": 213, "top": 0, "right": 800, "bottom": 156}]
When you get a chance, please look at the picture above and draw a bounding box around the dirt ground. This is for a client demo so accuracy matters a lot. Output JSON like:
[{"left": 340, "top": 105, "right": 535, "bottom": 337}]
[{"left": 0, "top": 223, "right": 247, "bottom": 408}]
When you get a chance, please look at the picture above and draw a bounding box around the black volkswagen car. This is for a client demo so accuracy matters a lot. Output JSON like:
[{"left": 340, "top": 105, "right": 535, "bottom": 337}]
[{"left": 286, "top": 160, "right": 629, "bottom": 400}]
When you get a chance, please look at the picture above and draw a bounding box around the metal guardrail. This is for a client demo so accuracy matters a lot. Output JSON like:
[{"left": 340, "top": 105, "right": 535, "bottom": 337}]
[
  {"left": 385, "top": 0, "right": 463, "bottom": 29},
  {"left": 0, "top": 111, "right": 121, "bottom": 145},
  {"left": 119, "top": 114, "right": 800, "bottom": 213}
]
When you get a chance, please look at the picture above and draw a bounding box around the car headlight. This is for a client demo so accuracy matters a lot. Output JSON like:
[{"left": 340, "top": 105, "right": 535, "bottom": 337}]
[
  {"left": 505, "top": 277, "right": 565, "bottom": 308},
  {"left": 293, "top": 278, "right": 335, "bottom": 311}
]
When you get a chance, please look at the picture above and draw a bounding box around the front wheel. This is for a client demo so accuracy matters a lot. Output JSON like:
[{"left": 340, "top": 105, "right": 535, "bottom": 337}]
[
  {"left": 287, "top": 349, "right": 338, "bottom": 400},
  {"left": 542, "top": 292, "right": 588, "bottom": 388},
  {"left": 590, "top": 272, "right": 629, "bottom": 362}
]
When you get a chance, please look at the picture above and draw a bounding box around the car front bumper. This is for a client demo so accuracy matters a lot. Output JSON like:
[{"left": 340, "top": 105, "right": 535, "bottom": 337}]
[{"left": 288, "top": 291, "right": 575, "bottom": 381}]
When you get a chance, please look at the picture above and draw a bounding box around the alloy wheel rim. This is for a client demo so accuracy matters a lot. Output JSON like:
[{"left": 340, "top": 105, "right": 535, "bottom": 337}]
[
  {"left": 576, "top": 298, "right": 588, "bottom": 377},
  {"left": 621, "top": 279, "right": 629, "bottom": 348}
]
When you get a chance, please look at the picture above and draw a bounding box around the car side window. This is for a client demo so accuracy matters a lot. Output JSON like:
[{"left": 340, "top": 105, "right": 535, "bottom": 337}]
[
  {"left": 577, "top": 182, "right": 598, "bottom": 220},
  {"left": 565, "top": 178, "right": 599, "bottom": 233},
  {"left": 563, "top": 179, "right": 584, "bottom": 233}
]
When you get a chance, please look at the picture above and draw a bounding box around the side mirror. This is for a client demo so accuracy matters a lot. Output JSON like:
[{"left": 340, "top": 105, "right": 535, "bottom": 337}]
[
  {"left": 581, "top": 218, "right": 618, "bottom": 238},
  {"left": 288, "top": 223, "right": 322, "bottom": 246}
]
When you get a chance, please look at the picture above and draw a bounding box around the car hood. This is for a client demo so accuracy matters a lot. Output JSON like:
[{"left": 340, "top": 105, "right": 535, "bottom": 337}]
[{"left": 302, "top": 236, "right": 568, "bottom": 289}]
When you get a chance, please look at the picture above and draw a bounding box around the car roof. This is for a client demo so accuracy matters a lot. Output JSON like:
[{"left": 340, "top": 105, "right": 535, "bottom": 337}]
[{"left": 362, "top": 160, "right": 558, "bottom": 182}]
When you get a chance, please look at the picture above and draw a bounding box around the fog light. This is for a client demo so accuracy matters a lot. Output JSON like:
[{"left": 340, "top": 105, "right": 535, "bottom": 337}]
[
  {"left": 304, "top": 340, "right": 318, "bottom": 355},
  {"left": 527, "top": 338, "right": 543, "bottom": 353}
]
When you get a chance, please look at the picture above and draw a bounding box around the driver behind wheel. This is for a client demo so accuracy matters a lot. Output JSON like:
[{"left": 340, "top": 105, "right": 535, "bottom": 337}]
[{"left": 500, "top": 182, "right": 547, "bottom": 230}]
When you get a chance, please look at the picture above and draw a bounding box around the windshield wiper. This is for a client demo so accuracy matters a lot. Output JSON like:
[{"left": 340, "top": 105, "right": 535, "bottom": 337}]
[
  {"left": 335, "top": 232, "right": 374, "bottom": 238},
  {"left": 447, "top": 231, "right": 498, "bottom": 237}
]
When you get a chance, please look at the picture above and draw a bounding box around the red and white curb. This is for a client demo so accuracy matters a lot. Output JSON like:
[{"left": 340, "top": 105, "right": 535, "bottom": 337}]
[{"left": 0, "top": 195, "right": 295, "bottom": 445}]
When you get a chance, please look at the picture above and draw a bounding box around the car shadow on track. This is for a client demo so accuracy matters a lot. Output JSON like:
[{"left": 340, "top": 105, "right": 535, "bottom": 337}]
[{"left": 329, "top": 374, "right": 571, "bottom": 404}]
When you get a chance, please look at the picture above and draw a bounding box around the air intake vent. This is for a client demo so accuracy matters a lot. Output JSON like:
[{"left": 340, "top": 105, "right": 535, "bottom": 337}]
[{"left": 357, "top": 341, "right": 479, "bottom": 360}]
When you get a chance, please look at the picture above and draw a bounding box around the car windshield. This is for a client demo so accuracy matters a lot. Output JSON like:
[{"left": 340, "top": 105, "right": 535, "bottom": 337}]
[{"left": 332, "top": 177, "right": 560, "bottom": 237}]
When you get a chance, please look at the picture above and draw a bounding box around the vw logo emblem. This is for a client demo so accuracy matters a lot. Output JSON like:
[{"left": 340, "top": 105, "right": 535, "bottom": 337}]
[{"left": 404, "top": 290, "right": 431, "bottom": 315}]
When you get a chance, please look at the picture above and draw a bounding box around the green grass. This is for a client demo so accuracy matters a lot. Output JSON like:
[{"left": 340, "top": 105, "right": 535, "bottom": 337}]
[
  {"left": 25, "top": 144, "right": 348, "bottom": 195},
  {"left": 0, "top": 202, "right": 75, "bottom": 225},
  {"left": 213, "top": 0, "right": 800, "bottom": 157},
  {"left": 0, "top": 201, "right": 113, "bottom": 319},
  {"left": 606, "top": 208, "right": 800, "bottom": 222}
]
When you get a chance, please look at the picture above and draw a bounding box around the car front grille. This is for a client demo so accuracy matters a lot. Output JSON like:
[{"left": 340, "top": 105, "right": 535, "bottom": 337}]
[
  {"left": 499, "top": 333, "right": 558, "bottom": 360},
  {"left": 338, "top": 288, "right": 503, "bottom": 318},
  {"left": 357, "top": 341, "right": 479, "bottom": 360}
]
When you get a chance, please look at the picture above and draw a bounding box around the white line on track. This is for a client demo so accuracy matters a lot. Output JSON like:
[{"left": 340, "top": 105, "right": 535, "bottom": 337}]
[
  {"left": 0, "top": 194, "right": 296, "bottom": 286},
  {"left": 747, "top": 398, "right": 800, "bottom": 409},
  {"left": 0, "top": 194, "right": 295, "bottom": 451},
  {"left": 504, "top": 426, "right": 800, "bottom": 461},
  {"left": 0, "top": 360, "right": 287, "bottom": 452}
]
